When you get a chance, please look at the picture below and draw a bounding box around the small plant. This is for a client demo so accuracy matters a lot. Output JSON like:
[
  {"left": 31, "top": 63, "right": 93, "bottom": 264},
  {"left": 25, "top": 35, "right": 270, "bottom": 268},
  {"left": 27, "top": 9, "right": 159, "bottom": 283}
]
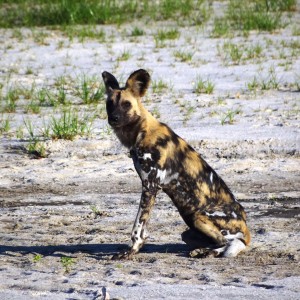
[
  {"left": 36, "top": 88, "right": 57, "bottom": 107},
  {"left": 16, "top": 126, "right": 24, "bottom": 139},
  {"left": 0, "top": 115, "right": 11, "bottom": 134},
  {"left": 222, "top": 42, "right": 243, "bottom": 65},
  {"left": 194, "top": 77, "right": 215, "bottom": 94},
  {"left": 131, "top": 27, "right": 144, "bottom": 36},
  {"left": 246, "top": 43, "right": 263, "bottom": 59},
  {"left": 117, "top": 49, "right": 131, "bottom": 61},
  {"left": 33, "top": 254, "right": 43, "bottom": 263},
  {"left": 57, "top": 85, "right": 67, "bottom": 105},
  {"left": 154, "top": 28, "right": 180, "bottom": 47},
  {"left": 247, "top": 67, "right": 280, "bottom": 91},
  {"left": 247, "top": 76, "right": 260, "bottom": 92},
  {"left": 221, "top": 109, "right": 241, "bottom": 125},
  {"left": 211, "top": 18, "right": 230, "bottom": 38},
  {"left": 51, "top": 109, "right": 94, "bottom": 140},
  {"left": 26, "top": 100, "right": 41, "bottom": 114},
  {"left": 173, "top": 50, "right": 194, "bottom": 62},
  {"left": 2, "top": 87, "right": 21, "bottom": 113},
  {"left": 152, "top": 79, "right": 169, "bottom": 94},
  {"left": 60, "top": 256, "right": 74, "bottom": 273},
  {"left": 182, "top": 104, "right": 196, "bottom": 124},
  {"left": 90, "top": 205, "right": 110, "bottom": 218},
  {"left": 76, "top": 76, "right": 105, "bottom": 104},
  {"left": 24, "top": 119, "right": 47, "bottom": 158},
  {"left": 155, "top": 28, "right": 180, "bottom": 40}
]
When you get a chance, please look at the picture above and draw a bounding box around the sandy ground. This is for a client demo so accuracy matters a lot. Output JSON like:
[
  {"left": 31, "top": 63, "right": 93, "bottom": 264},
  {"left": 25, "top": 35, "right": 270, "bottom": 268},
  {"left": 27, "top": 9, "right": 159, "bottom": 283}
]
[{"left": 0, "top": 3, "right": 300, "bottom": 299}]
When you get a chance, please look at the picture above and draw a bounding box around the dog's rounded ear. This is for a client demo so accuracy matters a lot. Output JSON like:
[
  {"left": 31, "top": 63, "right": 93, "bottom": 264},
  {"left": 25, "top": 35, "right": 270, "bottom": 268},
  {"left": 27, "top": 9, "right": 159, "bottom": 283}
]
[
  {"left": 125, "top": 69, "right": 151, "bottom": 97},
  {"left": 102, "top": 71, "right": 120, "bottom": 94}
]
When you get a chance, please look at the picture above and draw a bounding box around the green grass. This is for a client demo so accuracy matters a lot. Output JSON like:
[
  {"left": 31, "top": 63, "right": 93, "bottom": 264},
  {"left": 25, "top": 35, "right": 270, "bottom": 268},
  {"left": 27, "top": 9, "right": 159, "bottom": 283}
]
[
  {"left": 117, "top": 49, "right": 132, "bottom": 61},
  {"left": 50, "top": 109, "right": 94, "bottom": 140},
  {"left": 131, "top": 27, "right": 144, "bottom": 36},
  {"left": 35, "top": 87, "right": 57, "bottom": 107},
  {"left": 60, "top": 256, "right": 74, "bottom": 273},
  {"left": 0, "top": 115, "right": 11, "bottom": 134},
  {"left": 247, "top": 67, "right": 280, "bottom": 91},
  {"left": 218, "top": 41, "right": 264, "bottom": 65},
  {"left": 24, "top": 118, "right": 47, "bottom": 158},
  {"left": 33, "top": 254, "right": 43, "bottom": 262},
  {"left": 152, "top": 79, "right": 169, "bottom": 94},
  {"left": 63, "top": 25, "right": 106, "bottom": 42},
  {"left": 212, "top": 0, "right": 296, "bottom": 36},
  {"left": 154, "top": 28, "right": 180, "bottom": 47},
  {"left": 0, "top": 0, "right": 210, "bottom": 28},
  {"left": 221, "top": 109, "right": 241, "bottom": 125},
  {"left": 194, "top": 77, "right": 215, "bottom": 94},
  {"left": 173, "top": 50, "right": 194, "bottom": 62},
  {"left": 222, "top": 42, "right": 243, "bottom": 65},
  {"left": 76, "top": 76, "right": 105, "bottom": 104}
]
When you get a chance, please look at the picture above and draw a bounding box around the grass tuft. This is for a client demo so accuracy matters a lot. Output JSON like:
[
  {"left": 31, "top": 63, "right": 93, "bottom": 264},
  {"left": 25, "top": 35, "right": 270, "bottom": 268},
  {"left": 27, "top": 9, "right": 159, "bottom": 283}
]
[
  {"left": 194, "top": 77, "right": 215, "bottom": 94},
  {"left": 50, "top": 109, "right": 94, "bottom": 140}
]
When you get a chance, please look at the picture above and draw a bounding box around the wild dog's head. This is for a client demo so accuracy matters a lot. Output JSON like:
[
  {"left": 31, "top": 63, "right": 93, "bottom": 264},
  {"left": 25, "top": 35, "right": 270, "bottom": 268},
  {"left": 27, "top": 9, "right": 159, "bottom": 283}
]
[{"left": 102, "top": 69, "right": 150, "bottom": 128}]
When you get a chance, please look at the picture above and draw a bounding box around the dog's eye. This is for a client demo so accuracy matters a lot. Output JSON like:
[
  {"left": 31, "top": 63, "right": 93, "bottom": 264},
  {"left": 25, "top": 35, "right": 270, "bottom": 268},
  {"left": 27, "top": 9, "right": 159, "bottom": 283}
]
[{"left": 122, "top": 101, "right": 132, "bottom": 109}]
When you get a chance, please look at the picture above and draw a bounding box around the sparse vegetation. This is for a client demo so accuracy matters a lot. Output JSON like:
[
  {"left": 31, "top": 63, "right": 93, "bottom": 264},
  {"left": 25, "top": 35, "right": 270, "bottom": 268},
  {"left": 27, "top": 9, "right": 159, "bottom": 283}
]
[
  {"left": 247, "top": 67, "right": 280, "bottom": 92},
  {"left": 152, "top": 79, "right": 169, "bottom": 94},
  {"left": 76, "top": 76, "right": 105, "bottom": 104},
  {"left": 154, "top": 28, "right": 180, "bottom": 47},
  {"left": 50, "top": 109, "right": 94, "bottom": 140},
  {"left": 218, "top": 41, "right": 264, "bottom": 65},
  {"left": 173, "top": 50, "right": 194, "bottom": 62},
  {"left": 131, "top": 27, "right": 144, "bottom": 36},
  {"left": 194, "top": 77, "right": 215, "bottom": 94},
  {"left": 24, "top": 118, "right": 47, "bottom": 158},
  {"left": 117, "top": 49, "right": 131, "bottom": 61},
  {"left": 221, "top": 109, "right": 241, "bottom": 125},
  {"left": 212, "top": 0, "right": 296, "bottom": 36},
  {"left": 0, "top": 0, "right": 210, "bottom": 28},
  {"left": 32, "top": 254, "right": 43, "bottom": 263},
  {"left": 60, "top": 256, "right": 74, "bottom": 273},
  {"left": 0, "top": 115, "right": 11, "bottom": 134}
]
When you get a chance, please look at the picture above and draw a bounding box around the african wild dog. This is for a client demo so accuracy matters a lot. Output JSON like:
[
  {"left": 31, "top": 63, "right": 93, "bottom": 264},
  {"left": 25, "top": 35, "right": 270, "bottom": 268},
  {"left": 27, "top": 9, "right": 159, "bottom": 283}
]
[{"left": 102, "top": 69, "right": 250, "bottom": 260}]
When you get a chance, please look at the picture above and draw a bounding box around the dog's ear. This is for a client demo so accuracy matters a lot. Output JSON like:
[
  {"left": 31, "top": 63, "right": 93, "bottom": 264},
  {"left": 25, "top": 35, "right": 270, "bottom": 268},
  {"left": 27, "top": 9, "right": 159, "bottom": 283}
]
[
  {"left": 102, "top": 71, "right": 120, "bottom": 94},
  {"left": 125, "top": 69, "right": 150, "bottom": 97}
]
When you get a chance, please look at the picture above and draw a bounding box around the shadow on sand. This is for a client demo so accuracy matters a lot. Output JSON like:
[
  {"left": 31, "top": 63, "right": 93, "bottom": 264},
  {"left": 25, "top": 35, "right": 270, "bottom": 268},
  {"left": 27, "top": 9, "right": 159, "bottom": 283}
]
[{"left": 0, "top": 243, "right": 189, "bottom": 259}]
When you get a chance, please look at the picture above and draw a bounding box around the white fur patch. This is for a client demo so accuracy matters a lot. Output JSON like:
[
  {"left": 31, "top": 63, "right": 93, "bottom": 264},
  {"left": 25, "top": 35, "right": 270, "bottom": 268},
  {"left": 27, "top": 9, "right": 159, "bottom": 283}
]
[
  {"left": 210, "top": 172, "right": 213, "bottom": 183},
  {"left": 156, "top": 169, "right": 179, "bottom": 185},
  {"left": 143, "top": 153, "right": 152, "bottom": 160},
  {"left": 156, "top": 169, "right": 167, "bottom": 182},
  {"left": 205, "top": 211, "right": 227, "bottom": 217},
  {"left": 131, "top": 221, "right": 145, "bottom": 251},
  {"left": 231, "top": 212, "right": 237, "bottom": 218},
  {"left": 222, "top": 238, "right": 246, "bottom": 257}
]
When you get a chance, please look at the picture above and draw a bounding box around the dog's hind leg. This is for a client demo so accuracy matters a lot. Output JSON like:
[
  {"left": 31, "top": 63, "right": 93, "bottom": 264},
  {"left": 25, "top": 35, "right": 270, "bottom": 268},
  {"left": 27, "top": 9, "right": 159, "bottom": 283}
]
[{"left": 182, "top": 212, "right": 248, "bottom": 258}]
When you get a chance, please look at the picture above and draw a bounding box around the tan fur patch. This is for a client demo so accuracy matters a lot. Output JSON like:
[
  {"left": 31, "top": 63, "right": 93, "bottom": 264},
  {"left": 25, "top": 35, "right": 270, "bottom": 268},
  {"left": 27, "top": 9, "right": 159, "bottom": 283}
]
[
  {"left": 120, "top": 90, "right": 141, "bottom": 118},
  {"left": 183, "top": 149, "right": 203, "bottom": 178}
]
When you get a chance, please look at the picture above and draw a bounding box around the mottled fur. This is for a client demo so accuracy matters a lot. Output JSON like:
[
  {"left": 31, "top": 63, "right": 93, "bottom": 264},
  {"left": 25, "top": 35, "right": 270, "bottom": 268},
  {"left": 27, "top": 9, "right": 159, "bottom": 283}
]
[{"left": 102, "top": 69, "right": 250, "bottom": 259}]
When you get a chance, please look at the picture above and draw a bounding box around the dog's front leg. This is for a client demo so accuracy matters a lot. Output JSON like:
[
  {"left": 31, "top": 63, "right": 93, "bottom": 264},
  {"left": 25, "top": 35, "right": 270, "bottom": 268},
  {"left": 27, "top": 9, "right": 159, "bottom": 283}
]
[{"left": 112, "top": 187, "right": 157, "bottom": 260}]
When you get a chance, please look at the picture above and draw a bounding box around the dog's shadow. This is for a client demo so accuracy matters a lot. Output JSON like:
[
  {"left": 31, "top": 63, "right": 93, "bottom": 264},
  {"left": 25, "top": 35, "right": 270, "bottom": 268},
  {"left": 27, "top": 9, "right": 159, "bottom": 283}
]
[{"left": 0, "top": 243, "right": 189, "bottom": 259}]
